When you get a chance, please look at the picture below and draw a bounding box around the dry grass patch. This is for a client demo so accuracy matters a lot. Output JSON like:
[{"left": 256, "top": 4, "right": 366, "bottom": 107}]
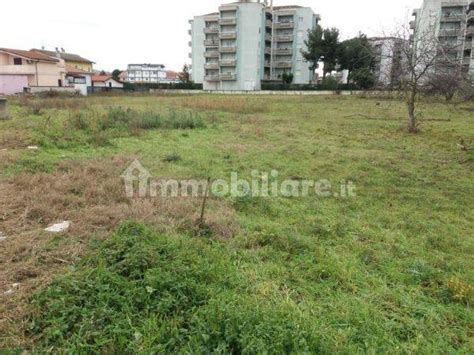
[
  {"left": 0, "top": 156, "right": 240, "bottom": 349},
  {"left": 176, "top": 96, "right": 270, "bottom": 114}
]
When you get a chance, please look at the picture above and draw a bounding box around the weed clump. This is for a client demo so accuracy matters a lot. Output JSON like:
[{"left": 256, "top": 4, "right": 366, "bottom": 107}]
[{"left": 34, "top": 107, "right": 206, "bottom": 148}]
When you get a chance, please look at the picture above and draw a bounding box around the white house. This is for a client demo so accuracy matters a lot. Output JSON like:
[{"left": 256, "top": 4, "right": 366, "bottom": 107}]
[
  {"left": 91, "top": 75, "right": 124, "bottom": 90},
  {"left": 66, "top": 65, "right": 92, "bottom": 95}
]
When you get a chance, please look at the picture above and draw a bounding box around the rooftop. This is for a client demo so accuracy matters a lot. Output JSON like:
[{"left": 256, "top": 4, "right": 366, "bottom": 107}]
[
  {"left": 32, "top": 49, "right": 95, "bottom": 64},
  {"left": 0, "top": 48, "right": 59, "bottom": 63}
]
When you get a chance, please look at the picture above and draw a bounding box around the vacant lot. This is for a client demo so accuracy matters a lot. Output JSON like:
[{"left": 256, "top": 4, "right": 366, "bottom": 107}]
[{"left": 0, "top": 94, "right": 473, "bottom": 352}]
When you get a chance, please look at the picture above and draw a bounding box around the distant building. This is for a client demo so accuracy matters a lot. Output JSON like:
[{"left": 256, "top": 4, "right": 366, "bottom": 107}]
[
  {"left": 33, "top": 48, "right": 94, "bottom": 73},
  {"left": 118, "top": 71, "right": 128, "bottom": 82},
  {"left": 126, "top": 64, "right": 166, "bottom": 83},
  {"left": 0, "top": 47, "right": 67, "bottom": 94},
  {"left": 368, "top": 37, "right": 407, "bottom": 88},
  {"left": 189, "top": 0, "right": 320, "bottom": 91},
  {"left": 411, "top": 0, "right": 473, "bottom": 79},
  {"left": 91, "top": 75, "right": 124, "bottom": 90},
  {"left": 66, "top": 65, "right": 92, "bottom": 95}
]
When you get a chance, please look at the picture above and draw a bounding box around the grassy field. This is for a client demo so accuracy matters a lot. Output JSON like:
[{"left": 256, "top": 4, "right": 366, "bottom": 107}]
[{"left": 0, "top": 93, "right": 473, "bottom": 352}]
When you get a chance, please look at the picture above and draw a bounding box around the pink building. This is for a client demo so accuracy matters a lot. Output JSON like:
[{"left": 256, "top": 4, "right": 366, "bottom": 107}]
[{"left": 0, "top": 48, "right": 66, "bottom": 95}]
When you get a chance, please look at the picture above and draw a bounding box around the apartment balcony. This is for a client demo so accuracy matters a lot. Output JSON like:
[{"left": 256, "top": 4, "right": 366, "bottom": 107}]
[
  {"left": 462, "top": 57, "right": 472, "bottom": 65},
  {"left": 464, "top": 41, "right": 472, "bottom": 50},
  {"left": 204, "top": 15, "right": 219, "bottom": 22},
  {"left": 220, "top": 59, "right": 236, "bottom": 67},
  {"left": 274, "top": 61, "right": 292, "bottom": 68},
  {"left": 275, "top": 35, "right": 294, "bottom": 42},
  {"left": 274, "top": 21, "right": 295, "bottom": 29},
  {"left": 275, "top": 10, "right": 295, "bottom": 16},
  {"left": 466, "top": 27, "right": 474, "bottom": 37},
  {"left": 264, "top": 61, "right": 271, "bottom": 67},
  {"left": 204, "top": 51, "right": 219, "bottom": 58},
  {"left": 266, "top": 19, "right": 272, "bottom": 28},
  {"left": 468, "top": 10, "right": 474, "bottom": 21},
  {"left": 204, "top": 27, "right": 219, "bottom": 34},
  {"left": 219, "top": 18, "right": 237, "bottom": 26},
  {"left": 274, "top": 48, "right": 292, "bottom": 55},
  {"left": 441, "top": 14, "right": 466, "bottom": 22},
  {"left": 220, "top": 73, "right": 237, "bottom": 81},
  {"left": 204, "top": 63, "right": 220, "bottom": 70},
  {"left": 219, "top": 46, "right": 237, "bottom": 53},
  {"left": 265, "top": 33, "right": 272, "bottom": 41},
  {"left": 219, "top": 31, "right": 237, "bottom": 39},
  {"left": 438, "top": 29, "right": 462, "bottom": 37},
  {"left": 204, "top": 39, "right": 220, "bottom": 47},
  {"left": 409, "top": 21, "right": 416, "bottom": 30},
  {"left": 205, "top": 75, "right": 220, "bottom": 82},
  {"left": 219, "top": 4, "right": 238, "bottom": 11},
  {"left": 0, "top": 65, "right": 36, "bottom": 75}
]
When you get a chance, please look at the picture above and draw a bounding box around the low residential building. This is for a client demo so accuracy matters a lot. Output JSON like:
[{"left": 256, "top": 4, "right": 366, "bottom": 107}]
[
  {"left": 33, "top": 48, "right": 94, "bottom": 72},
  {"left": 66, "top": 65, "right": 92, "bottom": 96},
  {"left": 118, "top": 71, "right": 128, "bottom": 82},
  {"left": 189, "top": 0, "right": 320, "bottom": 91},
  {"left": 91, "top": 75, "right": 124, "bottom": 90},
  {"left": 368, "top": 37, "right": 406, "bottom": 88},
  {"left": 411, "top": 0, "right": 474, "bottom": 79},
  {"left": 126, "top": 64, "right": 167, "bottom": 83},
  {"left": 0, "top": 48, "right": 66, "bottom": 95}
]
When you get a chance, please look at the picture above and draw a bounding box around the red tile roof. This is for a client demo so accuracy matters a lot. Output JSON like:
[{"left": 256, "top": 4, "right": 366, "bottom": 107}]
[
  {"left": 92, "top": 75, "right": 112, "bottom": 82},
  {"left": 0, "top": 48, "right": 59, "bottom": 62},
  {"left": 166, "top": 70, "right": 179, "bottom": 80}
]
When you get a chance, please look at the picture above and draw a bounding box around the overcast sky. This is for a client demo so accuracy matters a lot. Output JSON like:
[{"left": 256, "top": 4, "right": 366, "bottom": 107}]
[{"left": 1, "top": 0, "right": 420, "bottom": 71}]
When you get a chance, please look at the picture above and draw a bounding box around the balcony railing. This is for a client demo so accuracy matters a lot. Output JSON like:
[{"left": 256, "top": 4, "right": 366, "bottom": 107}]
[
  {"left": 468, "top": 10, "right": 474, "bottom": 21},
  {"left": 275, "top": 61, "right": 292, "bottom": 68},
  {"left": 274, "top": 21, "right": 295, "bottom": 29},
  {"left": 466, "top": 27, "right": 474, "bottom": 37},
  {"left": 204, "top": 15, "right": 219, "bottom": 22},
  {"left": 219, "top": 4, "right": 238, "bottom": 11},
  {"left": 219, "top": 46, "right": 237, "bottom": 53},
  {"left": 274, "top": 48, "right": 292, "bottom": 55},
  {"left": 440, "top": 14, "right": 466, "bottom": 22},
  {"left": 205, "top": 75, "right": 220, "bottom": 82},
  {"left": 265, "top": 33, "right": 272, "bottom": 41},
  {"left": 204, "top": 39, "right": 220, "bottom": 47},
  {"left": 219, "top": 18, "right": 237, "bottom": 26},
  {"left": 265, "top": 47, "right": 271, "bottom": 55},
  {"left": 464, "top": 41, "right": 472, "bottom": 50},
  {"left": 438, "top": 29, "right": 461, "bottom": 36},
  {"left": 219, "top": 32, "right": 237, "bottom": 39},
  {"left": 264, "top": 61, "right": 271, "bottom": 67},
  {"left": 220, "top": 59, "right": 236, "bottom": 67},
  {"left": 220, "top": 73, "right": 237, "bottom": 81},
  {"left": 266, "top": 19, "right": 272, "bottom": 27},
  {"left": 275, "top": 35, "right": 294, "bottom": 42},
  {"left": 204, "top": 51, "right": 219, "bottom": 58},
  {"left": 0, "top": 65, "right": 36, "bottom": 75},
  {"left": 204, "top": 63, "right": 219, "bottom": 70},
  {"left": 204, "top": 27, "right": 219, "bottom": 34},
  {"left": 462, "top": 57, "right": 471, "bottom": 65}
]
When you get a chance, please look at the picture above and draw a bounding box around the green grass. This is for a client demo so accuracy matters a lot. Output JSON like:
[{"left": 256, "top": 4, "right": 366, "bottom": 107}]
[{"left": 1, "top": 94, "right": 473, "bottom": 352}]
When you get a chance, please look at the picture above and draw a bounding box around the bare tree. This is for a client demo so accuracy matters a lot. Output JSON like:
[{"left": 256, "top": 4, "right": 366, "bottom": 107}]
[{"left": 387, "top": 14, "right": 465, "bottom": 133}]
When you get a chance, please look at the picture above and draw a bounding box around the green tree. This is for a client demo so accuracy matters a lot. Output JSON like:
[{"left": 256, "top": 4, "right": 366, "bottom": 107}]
[
  {"left": 282, "top": 72, "right": 294, "bottom": 85},
  {"left": 178, "top": 64, "right": 191, "bottom": 83},
  {"left": 302, "top": 26, "right": 340, "bottom": 78},
  {"left": 337, "top": 34, "right": 375, "bottom": 73},
  {"left": 112, "top": 69, "right": 121, "bottom": 81},
  {"left": 349, "top": 68, "right": 375, "bottom": 89},
  {"left": 302, "top": 25, "right": 324, "bottom": 72}
]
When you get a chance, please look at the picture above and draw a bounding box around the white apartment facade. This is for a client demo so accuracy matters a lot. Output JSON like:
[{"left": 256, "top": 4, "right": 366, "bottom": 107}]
[
  {"left": 126, "top": 64, "right": 167, "bottom": 83},
  {"left": 411, "top": 0, "right": 474, "bottom": 78},
  {"left": 189, "top": 0, "right": 320, "bottom": 91}
]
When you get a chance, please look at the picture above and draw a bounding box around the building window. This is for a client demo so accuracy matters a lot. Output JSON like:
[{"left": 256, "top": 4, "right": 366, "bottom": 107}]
[{"left": 13, "top": 58, "right": 22, "bottom": 65}]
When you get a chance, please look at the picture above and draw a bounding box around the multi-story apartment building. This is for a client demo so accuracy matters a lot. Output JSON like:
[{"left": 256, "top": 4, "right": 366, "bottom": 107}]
[
  {"left": 369, "top": 37, "right": 407, "bottom": 88},
  {"left": 411, "top": 0, "right": 474, "bottom": 78},
  {"left": 126, "top": 64, "right": 167, "bottom": 83},
  {"left": 189, "top": 0, "right": 320, "bottom": 91}
]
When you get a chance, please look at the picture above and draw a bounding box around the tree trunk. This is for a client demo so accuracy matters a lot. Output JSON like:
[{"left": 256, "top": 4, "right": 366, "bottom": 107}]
[{"left": 406, "top": 87, "right": 418, "bottom": 133}]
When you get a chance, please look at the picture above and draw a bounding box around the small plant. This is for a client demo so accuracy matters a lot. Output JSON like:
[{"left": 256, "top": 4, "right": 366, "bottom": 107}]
[
  {"left": 447, "top": 277, "right": 473, "bottom": 305},
  {"left": 163, "top": 153, "right": 182, "bottom": 163}
]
